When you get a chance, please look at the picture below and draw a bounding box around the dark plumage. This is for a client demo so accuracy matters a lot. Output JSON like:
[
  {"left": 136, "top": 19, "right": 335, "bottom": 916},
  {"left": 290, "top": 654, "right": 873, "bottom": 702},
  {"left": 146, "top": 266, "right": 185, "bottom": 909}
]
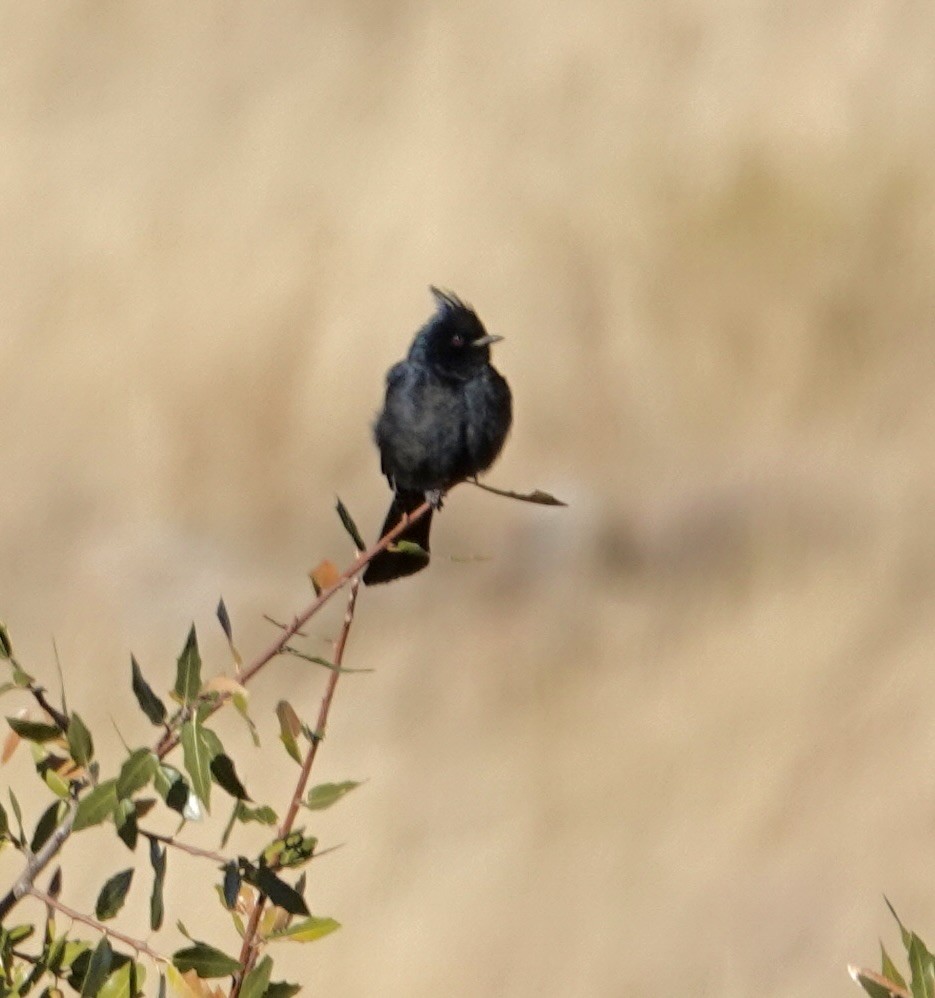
[{"left": 362, "top": 287, "right": 512, "bottom": 585}]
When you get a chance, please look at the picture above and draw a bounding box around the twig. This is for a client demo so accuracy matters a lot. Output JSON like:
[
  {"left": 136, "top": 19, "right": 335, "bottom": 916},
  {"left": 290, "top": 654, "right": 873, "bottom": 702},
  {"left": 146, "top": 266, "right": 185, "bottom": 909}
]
[
  {"left": 468, "top": 479, "right": 568, "bottom": 506},
  {"left": 0, "top": 501, "right": 427, "bottom": 930},
  {"left": 262, "top": 615, "right": 309, "bottom": 638},
  {"left": 27, "top": 887, "right": 166, "bottom": 964},
  {"left": 140, "top": 830, "right": 228, "bottom": 866},
  {"left": 232, "top": 578, "right": 361, "bottom": 995},
  {"left": 154, "top": 500, "right": 430, "bottom": 759},
  {"left": 0, "top": 801, "right": 76, "bottom": 922},
  {"left": 282, "top": 579, "right": 360, "bottom": 835}
]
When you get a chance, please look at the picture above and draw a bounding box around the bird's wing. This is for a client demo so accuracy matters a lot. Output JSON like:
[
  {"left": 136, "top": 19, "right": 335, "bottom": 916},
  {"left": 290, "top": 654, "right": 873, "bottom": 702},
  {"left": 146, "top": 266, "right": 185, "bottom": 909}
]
[{"left": 384, "top": 361, "right": 409, "bottom": 392}]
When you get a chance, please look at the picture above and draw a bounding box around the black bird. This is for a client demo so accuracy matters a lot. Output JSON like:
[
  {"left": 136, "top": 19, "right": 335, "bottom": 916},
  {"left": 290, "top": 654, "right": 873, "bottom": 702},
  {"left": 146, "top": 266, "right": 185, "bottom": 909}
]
[{"left": 362, "top": 287, "right": 513, "bottom": 585}]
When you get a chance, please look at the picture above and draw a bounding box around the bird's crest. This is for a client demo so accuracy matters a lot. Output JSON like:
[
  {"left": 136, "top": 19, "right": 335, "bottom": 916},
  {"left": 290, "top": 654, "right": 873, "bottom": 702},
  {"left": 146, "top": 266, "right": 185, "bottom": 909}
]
[{"left": 429, "top": 286, "right": 472, "bottom": 314}]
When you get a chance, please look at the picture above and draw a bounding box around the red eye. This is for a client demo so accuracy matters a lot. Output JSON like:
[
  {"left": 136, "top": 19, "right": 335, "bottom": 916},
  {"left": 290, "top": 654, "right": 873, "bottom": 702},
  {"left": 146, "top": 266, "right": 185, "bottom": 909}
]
[{"left": 451, "top": 335, "right": 463, "bottom": 347}]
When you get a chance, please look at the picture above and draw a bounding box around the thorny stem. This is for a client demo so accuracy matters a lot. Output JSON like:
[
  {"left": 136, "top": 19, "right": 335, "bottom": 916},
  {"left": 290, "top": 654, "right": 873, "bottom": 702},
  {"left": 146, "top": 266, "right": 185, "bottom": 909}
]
[
  {"left": 231, "top": 578, "right": 361, "bottom": 996},
  {"left": 2, "top": 473, "right": 551, "bottom": 979},
  {"left": 0, "top": 801, "right": 76, "bottom": 923},
  {"left": 154, "top": 499, "right": 431, "bottom": 759},
  {"left": 0, "top": 499, "right": 429, "bottom": 935},
  {"left": 28, "top": 887, "right": 167, "bottom": 964},
  {"left": 140, "top": 829, "right": 228, "bottom": 865}
]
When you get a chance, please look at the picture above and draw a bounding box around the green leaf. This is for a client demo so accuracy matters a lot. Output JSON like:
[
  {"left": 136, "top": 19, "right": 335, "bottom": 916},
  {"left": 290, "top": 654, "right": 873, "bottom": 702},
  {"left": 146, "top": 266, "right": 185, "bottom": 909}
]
[
  {"left": 98, "top": 959, "right": 145, "bottom": 998},
  {"left": 114, "top": 798, "right": 138, "bottom": 850},
  {"left": 908, "top": 933, "right": 934, "bottom": 998},
  {"left": 304, "top": 780, "right": 361, "bottom": 811},
  {"left": 270, "top": 915, "right": 341, "bottom": 943},
  {"left": 210, "top": 754, "right": 249, "bottom": 800},
  {"left": 180, "top": 720, "right": 213, "bottom": 812},
  {"left": 886, "top": 897, "right": 912, "bottom": 950},
  {"left": 130, "top": 656, "right": 167, "bottom": 726},
  {"left": 80, "top": 935, "right": 113, "bottom": 996},
  {"left": 0, "top": 622, "right": 11, "bottom": 659},
  {"left": 73, "top": 780, "right": 118, "bottom": 832},
  {"left": 235, "top": 802, "right": 277, "bottom": 826},
  {"left": 31, "top": 800, "right": 65, "bottom": 853},
  {"left": 149, "top": 837, "right": 167, "bottom": 931},
  {"left": 234, "top": 695, "right": 259, "bottom": 747},
  {"left": 275, "top": 701, "right": 303, "bottom": 764},
  {"left": 64, "top": 941, "right": 94, "bottom": 990},
  {"left": 116, "top": 749, "right": 158, "bottom": 799},
  {"left": 9, "top": 658, "right": 33, "bottom": 686},
  {"left": 8, "top": 789, "right": 24, "bottom": 843},
  {"left": 48, "top": 866, "right": 63, "bottom": 899},
  {"left": 221, "top": 861, "right": 241, "bottom": 910},
  {"left": 391, "top": 540, "right": 429, "bottom": 559},
  {"left": 0, "top": 799, "right": 7, "bottom": 838},
  {"left": 335, "top": 496, "right": 366, "bottom": 551},
  {"left": 199, "top": 726, "right": 224, "bottom": 760},
  {"left": 882, "top": 942, "right": 909, "bottom": 991},
  {"left": 154, "top": 764, "right": 190, "bottom": 816},
  {"left": 261, "top": 831, "right": 316, "bottom": 869},
  {"left": 173, "top": 625, "right": 202, "bottom": 705},
  {"left": 46, "top": 930, "right": 68, "bottom": 975},
  {"left": 265, "top": 983, "right": 301, "bottom": 998},
  {"left": 7, "top": 717, "right": 61, "bottom": 742},
  {"left": 172, "top": 942, "right": 241, "bottom": 978},
  {"left": 66, "top": 713, "right": 94, "bottom": 768},
  {"left": 216, "top": 598, "right": 233, "bottom": 643},
  {"left": 239, "top": 955, "right": 272, "bottom": 998},
  {"left": 216, "top": 597, "right": 244, "bottom": 673},
  {"left": 252, "top": 867, "right": 309, "bottom": 917},
  {"left": 43, "top": 764, "right": 71, "bottom": 799},
  {"left": 6, "top": 922, "right": 34, "bottom": 944},
  {"left": 95, "top": 869, "right": 133, "bottom": 921}
]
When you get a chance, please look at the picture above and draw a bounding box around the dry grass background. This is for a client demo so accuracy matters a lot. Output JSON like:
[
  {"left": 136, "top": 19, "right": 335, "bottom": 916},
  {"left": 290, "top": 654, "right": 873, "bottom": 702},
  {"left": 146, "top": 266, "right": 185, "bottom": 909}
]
[{"left": 1, "top": 3, "right": 934, "bottom": 996}]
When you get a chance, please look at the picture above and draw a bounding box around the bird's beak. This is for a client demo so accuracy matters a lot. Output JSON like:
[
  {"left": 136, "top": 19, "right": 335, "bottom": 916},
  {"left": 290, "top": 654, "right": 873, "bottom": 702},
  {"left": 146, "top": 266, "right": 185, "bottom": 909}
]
[{"left": 472, "top": 334, "right": 503, "bottom": 348}]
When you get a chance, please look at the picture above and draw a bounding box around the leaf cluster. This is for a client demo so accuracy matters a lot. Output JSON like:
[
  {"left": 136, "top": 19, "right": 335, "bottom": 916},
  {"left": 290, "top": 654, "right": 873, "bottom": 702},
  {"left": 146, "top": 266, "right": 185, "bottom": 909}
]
[
  {"left": 852, "top": 901, "right": 935, "bottom": 998},
  {"left": 0, "top": 611, "right": 357, "bottom": 997}
]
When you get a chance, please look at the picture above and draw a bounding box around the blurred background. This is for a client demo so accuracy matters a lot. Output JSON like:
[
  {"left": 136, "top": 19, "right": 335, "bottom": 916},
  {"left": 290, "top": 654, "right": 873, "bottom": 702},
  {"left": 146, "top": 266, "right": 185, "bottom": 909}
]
[{"left": 1, "top": 3, "right": 934, "bottom": 995}]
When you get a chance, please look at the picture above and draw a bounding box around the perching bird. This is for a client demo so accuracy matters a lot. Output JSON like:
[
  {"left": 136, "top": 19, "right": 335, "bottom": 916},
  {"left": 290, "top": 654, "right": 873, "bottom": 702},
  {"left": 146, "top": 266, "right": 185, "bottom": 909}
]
[{"left": 362, "top": 287, "right": 513, "bottom": 585}]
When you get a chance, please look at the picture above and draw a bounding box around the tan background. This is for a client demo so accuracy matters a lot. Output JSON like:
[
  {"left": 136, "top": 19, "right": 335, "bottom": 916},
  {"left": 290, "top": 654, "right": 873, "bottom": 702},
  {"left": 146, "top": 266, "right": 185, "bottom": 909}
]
[{"left": 1, "top": 4, "right": 934, "bottom": 996}]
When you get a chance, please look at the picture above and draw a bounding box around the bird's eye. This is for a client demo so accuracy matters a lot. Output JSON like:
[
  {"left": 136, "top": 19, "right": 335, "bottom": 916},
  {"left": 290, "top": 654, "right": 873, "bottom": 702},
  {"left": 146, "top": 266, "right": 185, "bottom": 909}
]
[{"left": 451, "top": 334, "right": 464, "bottom": 347}]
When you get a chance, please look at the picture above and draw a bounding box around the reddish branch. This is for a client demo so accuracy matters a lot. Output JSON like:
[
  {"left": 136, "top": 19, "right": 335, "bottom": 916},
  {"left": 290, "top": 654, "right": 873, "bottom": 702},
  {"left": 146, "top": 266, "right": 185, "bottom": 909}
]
[
  {"left": 231, "top": 578, "right": 361, "bottom": 996},
  {"left": 154, "top": 500, "right": 430, "bottom": 759}
]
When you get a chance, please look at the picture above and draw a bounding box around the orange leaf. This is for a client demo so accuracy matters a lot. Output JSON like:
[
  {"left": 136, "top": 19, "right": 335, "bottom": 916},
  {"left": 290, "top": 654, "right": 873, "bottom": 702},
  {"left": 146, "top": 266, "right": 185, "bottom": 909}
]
[
  {"left": 309, "top": 560, "right": 340, "bottom": 595},
  {"left": 1, "top": 728, "right": 19, "bottom": 764}
]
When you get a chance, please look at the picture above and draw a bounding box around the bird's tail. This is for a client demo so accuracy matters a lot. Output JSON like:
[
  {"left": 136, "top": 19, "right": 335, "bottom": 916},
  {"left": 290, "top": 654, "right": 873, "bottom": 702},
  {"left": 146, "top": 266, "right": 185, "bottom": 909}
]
[{"left": 362, "top": 491, "right": 433, "bottom": 585}]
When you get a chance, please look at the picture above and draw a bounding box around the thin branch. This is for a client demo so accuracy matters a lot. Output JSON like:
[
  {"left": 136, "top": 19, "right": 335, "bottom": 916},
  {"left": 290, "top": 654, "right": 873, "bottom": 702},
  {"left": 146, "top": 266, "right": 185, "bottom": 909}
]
[
  {"left": 140, "top": 829, "right": 228, "bottom": 866},
  {"left": 283, "top": 579, "right": 360, "bottom": 835},
  {"left": 232, "top": 578, "right": 361, "bottom": 996},
  {"left": 0, "top": 500, "right": 422, "bottom": 928},
  {"left": 0, "top": 800, "right": 76, "bottom": 923},
  {"left": 154, "top": 499, "right": 430, "bottom": 759},
  {"left": 262, "top": 615, "right": 309, "bottom": 638},
  {"left": 28, "top": 887, "right": 167, "bottom": 964},
  {"left": 468, "top": 479, "right": 568, "bottom": 506}
]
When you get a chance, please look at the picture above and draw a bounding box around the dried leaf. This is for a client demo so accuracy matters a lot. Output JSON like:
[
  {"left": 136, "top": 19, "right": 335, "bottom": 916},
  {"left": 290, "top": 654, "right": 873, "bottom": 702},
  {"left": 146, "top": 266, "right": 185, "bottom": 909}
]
[{"left": 309, "top": 560, "right": 340, "bottom": 596}]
